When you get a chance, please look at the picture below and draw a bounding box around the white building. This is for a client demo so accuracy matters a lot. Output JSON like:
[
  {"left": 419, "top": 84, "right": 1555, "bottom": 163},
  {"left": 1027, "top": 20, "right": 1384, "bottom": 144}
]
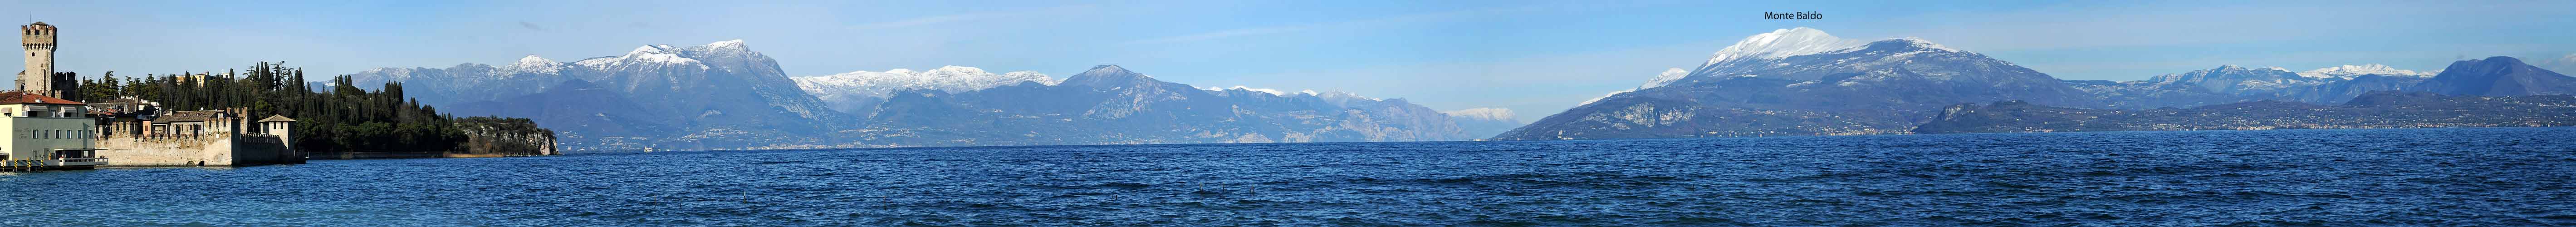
[{"left": 0, "top": 91, "right": 103, "bottom": 169}]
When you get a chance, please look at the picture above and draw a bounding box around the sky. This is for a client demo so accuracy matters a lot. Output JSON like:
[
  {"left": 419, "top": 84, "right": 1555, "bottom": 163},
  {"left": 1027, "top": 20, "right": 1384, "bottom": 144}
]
[{"left": 4, "top": 0, "right": 2574, "bottom": 123}]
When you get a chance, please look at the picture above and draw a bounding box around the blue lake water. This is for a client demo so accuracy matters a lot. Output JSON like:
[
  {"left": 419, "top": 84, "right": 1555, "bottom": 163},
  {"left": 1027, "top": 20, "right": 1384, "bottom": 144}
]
[{"left": 4, "top": 127, "right": 2575, "bottom": 226}]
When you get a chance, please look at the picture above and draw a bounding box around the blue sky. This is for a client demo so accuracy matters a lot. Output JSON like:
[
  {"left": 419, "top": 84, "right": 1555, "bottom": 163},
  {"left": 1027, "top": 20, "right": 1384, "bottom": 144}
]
[{"left": 5, "top": 0, "right": 2574, "bottom": 122}]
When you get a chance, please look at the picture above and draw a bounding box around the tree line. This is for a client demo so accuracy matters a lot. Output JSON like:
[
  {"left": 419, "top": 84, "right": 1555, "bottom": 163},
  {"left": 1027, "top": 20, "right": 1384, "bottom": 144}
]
[{"left": 73, "top": 61, "right": 545, "bottom": 153}]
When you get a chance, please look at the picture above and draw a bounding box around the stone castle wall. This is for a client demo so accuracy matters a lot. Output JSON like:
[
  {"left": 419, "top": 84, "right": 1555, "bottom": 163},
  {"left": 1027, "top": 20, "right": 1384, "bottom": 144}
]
[{"left": 93, "top": 133, "right": 299, "bottom": 167}]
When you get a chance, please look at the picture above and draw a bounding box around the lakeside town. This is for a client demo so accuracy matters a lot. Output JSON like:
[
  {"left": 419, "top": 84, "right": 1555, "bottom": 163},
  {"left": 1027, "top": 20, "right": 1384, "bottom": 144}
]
[{"left": 3, "top": 22, "right": 557, "bottom": 171}]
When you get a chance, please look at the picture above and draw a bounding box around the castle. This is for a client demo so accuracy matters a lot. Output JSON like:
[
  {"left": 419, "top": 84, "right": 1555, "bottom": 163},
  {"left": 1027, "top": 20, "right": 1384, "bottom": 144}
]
[
  {"left": 2, "top": 22, "right": 303, "bottom": 170},
  {"left": 19, "top": 22, "right": 72, "bottom": 98}
]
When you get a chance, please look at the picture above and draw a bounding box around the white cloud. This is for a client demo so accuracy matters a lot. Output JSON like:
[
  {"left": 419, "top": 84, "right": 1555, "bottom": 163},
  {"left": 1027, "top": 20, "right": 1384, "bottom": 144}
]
[{"left": 2542, "top": 53, "right": 2576, "bottom": 74}]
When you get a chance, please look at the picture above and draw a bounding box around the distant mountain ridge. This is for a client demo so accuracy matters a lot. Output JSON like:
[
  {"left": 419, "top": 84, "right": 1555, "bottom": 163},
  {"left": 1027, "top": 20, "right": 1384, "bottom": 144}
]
[
  {"left": 1913, "top": 91, "right": 2576, "bottom": 133},
  {"left": 840, "top": 65, "right": 1477, "bottom": 146},
  {"left": 1442, "top": 108, "right": 1523, "bottom": 138},
  {"left": 1497, "top": 28, "right": 2091, "bottom": 140},
  {"left": 791, "top": 66, "right": 1056, "bottom": 114},
  {"left": 1499, "top": 27, "right": 2576, "bottom": 141},
  {"left": 2408, "top": 56, "right": 2576, "bottom": 96},
  {"left": 349, "top": 42, "right": 1490, "bottom": 151},
  {"left": 371, "top": 39, "right": 847, "bottom": 150}
]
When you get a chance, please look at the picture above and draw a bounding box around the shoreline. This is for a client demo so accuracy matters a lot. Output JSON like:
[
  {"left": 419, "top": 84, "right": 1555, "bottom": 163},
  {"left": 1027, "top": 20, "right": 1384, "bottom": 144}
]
[{"left": 560, "top": 125, "right": 2575, "bottom": 154}]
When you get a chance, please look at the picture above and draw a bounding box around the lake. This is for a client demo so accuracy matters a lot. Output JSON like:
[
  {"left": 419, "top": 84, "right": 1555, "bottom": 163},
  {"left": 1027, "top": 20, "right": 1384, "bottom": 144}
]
[{"left": 5, "top": 127, "right": 2574, "bottom": 226}]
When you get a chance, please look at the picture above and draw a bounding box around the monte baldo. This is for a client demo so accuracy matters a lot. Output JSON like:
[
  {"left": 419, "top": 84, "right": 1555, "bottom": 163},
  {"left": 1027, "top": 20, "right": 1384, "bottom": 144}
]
[{"left": 1495, "top": 27, "right": 2576, "bottom": 140}]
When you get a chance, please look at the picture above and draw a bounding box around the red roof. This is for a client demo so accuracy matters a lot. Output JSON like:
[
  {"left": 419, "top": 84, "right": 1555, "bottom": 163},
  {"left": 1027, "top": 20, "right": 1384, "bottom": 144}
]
[{"left": 0, "top": 91, "right": 84, "bottom": 105}]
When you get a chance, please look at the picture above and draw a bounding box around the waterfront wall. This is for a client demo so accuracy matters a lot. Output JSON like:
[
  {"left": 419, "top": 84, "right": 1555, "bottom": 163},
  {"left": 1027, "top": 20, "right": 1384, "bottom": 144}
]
[{"left": 93, "top": 133, "right": 300, "bottom": 167}]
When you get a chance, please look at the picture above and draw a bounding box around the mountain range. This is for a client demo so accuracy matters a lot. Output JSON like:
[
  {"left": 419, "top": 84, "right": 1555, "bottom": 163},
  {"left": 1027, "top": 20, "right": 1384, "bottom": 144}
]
[
  {"left": 339, "top": 28, "right": 2571, "bottom": 150},
  {"left": 1495, "top": 27, "right": 2576, "bottom": 141},
  {"left": 343, "top": 41, "right": 1503, "bottom": 151},
  {"left": 1912, "top": 91, "right": 2576, "bottom": 133}
]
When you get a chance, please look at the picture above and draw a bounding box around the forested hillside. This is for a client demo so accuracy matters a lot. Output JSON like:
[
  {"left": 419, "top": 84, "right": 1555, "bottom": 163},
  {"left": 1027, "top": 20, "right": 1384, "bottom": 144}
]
[{"left": 73, "top": 61, "right": 554, "bottom": 154}]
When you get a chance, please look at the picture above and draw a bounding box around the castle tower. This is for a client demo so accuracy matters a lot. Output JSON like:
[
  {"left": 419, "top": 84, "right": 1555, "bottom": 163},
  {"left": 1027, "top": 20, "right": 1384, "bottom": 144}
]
[
  {"left": 258, "top": 115, "right": 298, "bottom": 151},
  {"left": 21, "top": 22, "right": 57, "bottom": 96}
]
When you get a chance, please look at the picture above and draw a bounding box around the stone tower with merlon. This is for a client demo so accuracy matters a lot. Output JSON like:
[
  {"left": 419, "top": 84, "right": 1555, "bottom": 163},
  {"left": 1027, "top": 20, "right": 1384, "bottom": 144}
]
[{"left": 21, "top": 22, "right": 56, "bottom": 96}]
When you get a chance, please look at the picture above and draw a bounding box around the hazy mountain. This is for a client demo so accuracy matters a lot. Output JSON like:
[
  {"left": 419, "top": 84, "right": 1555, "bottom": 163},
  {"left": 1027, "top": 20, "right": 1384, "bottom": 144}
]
[
  {"left": 2298, "top": 64, "right": 2436, "bottom": 79},
  {"left": 2076, "top": 65, "right": 2347, "bottom": 108},
  {"left": 2080, "top": 57, "right": 2574, "bottom": 108},
  {"left": 2408, "top": 56, "right": 2576, "bottom": 96},
  {"left": 2283, "top": 74, "right": 2430, "bottom": 104},
  {"left": 2143, "top": 65, "right": 2329, "bottom": 97},
  {"left": 1442, "top": 108, "right": 1523, "bottom": 138},
  {"left": 445, "top": 79, "right": 677, "bottom": 149},
  {"left": 360, "top": 40, "right": 845, "bottom": 150},
  {"left": 1496, "top": 27, "right": 2091, "bottom": 140},
  {"left": 1913, "top": 91, "right": 2576, "bottom": 133},
  {"left": 792, "top": 66, "right": 1056, "bottom": 113},
  {"left": 346, "top": 58, "right": 583, "bottom": 106},
  {"left": 838, "top": 65, "right": 1475, "bottom": 147},
  {"left": 351, "top": 39, "right": 1491, "bottom": 151},
  {"left": 1498, "top": 27, "right": 2576, "bottom": 141},
  {"left": 2076, "top": 63, "right": 2460, "bottom": 108}
]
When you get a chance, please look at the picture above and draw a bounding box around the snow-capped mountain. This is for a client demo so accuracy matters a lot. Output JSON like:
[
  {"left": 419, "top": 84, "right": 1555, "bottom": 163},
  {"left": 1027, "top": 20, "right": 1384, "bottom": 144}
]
[
  {"left": 503, "top": 55, "right": 568, "bottom": 75},
  {"left": 2145, "top": 65, "right": 2327, "bottom": 95},
  {"left": 1199, "top": 86, "right": 1316, "bottom": 97},
  {"left": 2074, "top": 64, "right": 2390, "bottom": 108},
  {"left": 844, "top": 65, "right": 1476, "bottom": 146},
  {"left": 357, "top": 39, "right": 846, "bottom": 151},
  {"left": 1637, "top": 68, "right": 1691, "bottom": 89},
  {"left": 2297, "top": 64, "right": 2435, "bottom": 79},
  {"left": 1700, "top": 27, "right": 1868, "bottom": 65},
  {"left": 793, "top": 66, "right": 1055, "bottom": 112},
  {"left": 1499, "top": 27, "right": 2090, "bottom": 141},
  {"left": 1677, "top": 28, "right": 2065, "bottom": 99},
  {"left": 1443, "top": 108, "right": 1524, "bottom": 138}
]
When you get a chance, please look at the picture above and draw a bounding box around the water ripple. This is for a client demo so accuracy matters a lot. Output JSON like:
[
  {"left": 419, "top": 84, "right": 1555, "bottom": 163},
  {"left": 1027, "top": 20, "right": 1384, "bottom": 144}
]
[{"left": 4, "top": 127, "right": 2575, "bottom": 226}]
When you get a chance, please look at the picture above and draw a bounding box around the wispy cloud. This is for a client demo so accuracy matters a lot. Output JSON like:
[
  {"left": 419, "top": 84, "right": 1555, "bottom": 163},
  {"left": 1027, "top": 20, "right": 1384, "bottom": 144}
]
[
  {"left": 2541, "top": 53, "right": 2576, "bottom": 73},
  {"left": 1125, "top": 6, "right": 1541, "bottom": 44},
  {"left": 518, "top": 21, "right": 545, "bottom": 31},
  {"left": 849, "top": 4, "right": 1098, "bottom": 30}
]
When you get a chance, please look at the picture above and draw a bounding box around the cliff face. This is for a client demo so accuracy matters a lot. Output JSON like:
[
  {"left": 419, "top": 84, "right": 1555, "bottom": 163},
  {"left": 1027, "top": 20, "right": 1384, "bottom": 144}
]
[{"left": 454, "top": 117, "right": 558, "bottom": 155}]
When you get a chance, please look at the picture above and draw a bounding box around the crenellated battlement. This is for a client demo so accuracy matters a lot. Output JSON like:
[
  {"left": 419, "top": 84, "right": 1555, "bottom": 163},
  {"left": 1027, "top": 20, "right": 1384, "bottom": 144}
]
[{"left": 21, "top": 21, "right": 57, "bottom": 95}]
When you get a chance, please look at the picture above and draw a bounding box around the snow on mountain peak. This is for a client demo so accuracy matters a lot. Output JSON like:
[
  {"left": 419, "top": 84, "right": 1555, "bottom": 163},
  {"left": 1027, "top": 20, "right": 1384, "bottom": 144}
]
[
  {"left": 628, "top": 45, "right": 669, "bottom": 54},
  {"left": 581, "top": 44, "right": 702, "bottom": 69},
  {"left": 504, "top": 55, "right": 565, "bottom": 74},
  {"left": 1316, "top": 89, "right": 1372, "bottom": 99},
  {"left": 791, "top": 66, "right": 1058, "bottom": 99},
  {"left": 2297, "top": 64, "right": 2432, "bottom": 78},
  {"left": 1202, "top": 85, "right": 1290, "bottom": 96},
  {"left": 517, "top": 54, "right": 552, "bottom": 64},
  {"left": 1704, "top": 27, "right": 1868, "bottom": 64},
  {"left": 1639, "top": 68, "right": 1691, "bottom": 89},
  {"left": 1443, "top": 108, "right": 1517, "bottom": 121},
  {"left": 1892, "top": 37, "right": 1959, "bottom": 52},
  {"left": 706, "top": 39, "right": 747, "bottom": 49}
]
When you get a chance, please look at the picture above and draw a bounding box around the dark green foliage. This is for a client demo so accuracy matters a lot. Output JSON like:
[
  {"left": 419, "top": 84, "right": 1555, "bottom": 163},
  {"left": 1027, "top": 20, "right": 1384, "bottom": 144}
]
[{"left": 78, "top": 61, "right": 545, "bottom": 153}]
